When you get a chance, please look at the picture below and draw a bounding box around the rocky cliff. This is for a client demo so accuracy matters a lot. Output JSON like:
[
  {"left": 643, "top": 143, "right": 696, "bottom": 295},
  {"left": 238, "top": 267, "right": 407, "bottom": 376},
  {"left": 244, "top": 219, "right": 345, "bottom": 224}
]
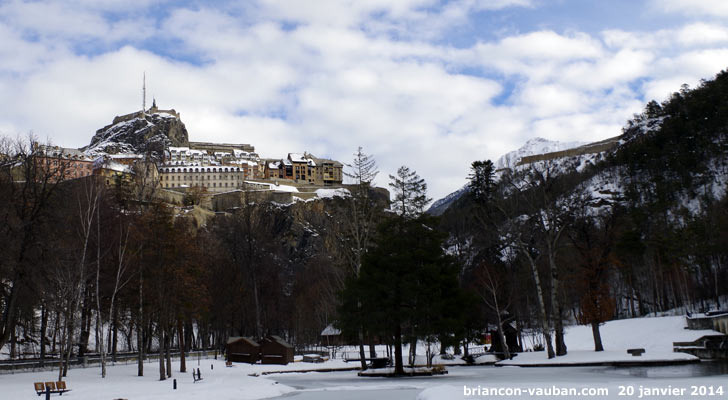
[{"left": 84, "top": 107, "right": 189, "bottom": 156}]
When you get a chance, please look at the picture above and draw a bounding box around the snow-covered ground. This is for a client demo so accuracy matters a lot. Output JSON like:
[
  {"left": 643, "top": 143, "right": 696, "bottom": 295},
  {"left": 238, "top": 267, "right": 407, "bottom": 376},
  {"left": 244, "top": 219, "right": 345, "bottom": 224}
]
[
  {"left": 0, "top": 357, "right": 361, "bottom": 399},
  {"left": 1, "top": 316, "right": 724, "bottom": 399},
  {"left": 561, "top": 315, "right": 718, "bottom": 353},
  {"left": 500, "top": 315, "right": 719, "bottom": 366}
]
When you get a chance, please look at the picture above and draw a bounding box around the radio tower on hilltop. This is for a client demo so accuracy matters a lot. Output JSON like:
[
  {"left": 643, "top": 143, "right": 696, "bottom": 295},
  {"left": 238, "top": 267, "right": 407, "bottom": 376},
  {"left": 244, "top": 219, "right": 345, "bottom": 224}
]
[{"left": 142, "top": 72, "right": 146, "bottom": 115}]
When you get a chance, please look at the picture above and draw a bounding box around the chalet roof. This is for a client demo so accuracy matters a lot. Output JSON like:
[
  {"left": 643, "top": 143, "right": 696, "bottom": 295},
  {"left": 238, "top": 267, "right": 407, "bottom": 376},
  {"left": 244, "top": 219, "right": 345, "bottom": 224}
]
[
  {"left": 226, "top": 336, "right": 260, "bottom": 347},
  {"left": 264, "top": 335, "right": 293, "bottom": 349}
]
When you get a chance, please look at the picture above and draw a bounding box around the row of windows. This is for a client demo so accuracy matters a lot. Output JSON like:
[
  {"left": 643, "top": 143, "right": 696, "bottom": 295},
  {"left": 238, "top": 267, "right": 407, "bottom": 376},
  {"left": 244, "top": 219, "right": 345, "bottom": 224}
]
[
  {"left": 163, "top": 174, "right": 241, "bottom": 181},
  {"left": 162, "top": 167, "right": 240, "bottom": 173},
  {"left": 164, "top": 182, "right": 235, "bottom": 188}
]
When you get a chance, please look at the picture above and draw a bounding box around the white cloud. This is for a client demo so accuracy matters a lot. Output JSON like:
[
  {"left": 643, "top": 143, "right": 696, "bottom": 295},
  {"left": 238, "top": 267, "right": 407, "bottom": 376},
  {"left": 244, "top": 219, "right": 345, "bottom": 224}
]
[
  {"left": 1, "top": 0, "right": 728, "bottom": 201},
  {"left": 652, "top": 0, "right": 728, "bottom": 18}
]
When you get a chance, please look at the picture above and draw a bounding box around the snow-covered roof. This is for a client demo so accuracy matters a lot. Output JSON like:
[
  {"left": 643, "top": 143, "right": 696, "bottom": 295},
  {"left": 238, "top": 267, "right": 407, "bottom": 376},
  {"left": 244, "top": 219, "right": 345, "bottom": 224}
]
[
  {"left": 226, "top": 336, "right": 260, "bottom": 346},
  {"left": 109, "top": 154, "right": 143, "bottom": 159},
  {"left": 288, "top": 153, "right": 307, "bottom": 162},
  {"left": 321, "top": 324, "right": 341, "bottom": 336}
]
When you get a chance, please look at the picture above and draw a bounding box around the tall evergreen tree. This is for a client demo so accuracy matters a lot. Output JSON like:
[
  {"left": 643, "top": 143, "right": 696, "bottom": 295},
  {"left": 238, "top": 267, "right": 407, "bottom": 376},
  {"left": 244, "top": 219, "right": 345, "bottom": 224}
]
[
  {"left": 389, "top": 166, "right": 430, "bottom": 219},
  {"left": 339, "top": 216, "right": 465, "bottom": 375},
  {"left": 342, "top": 147, "right": 382, "bottom": 366},
  {"left": 468, "top": 160, "right": 496, "bottom": 203}
]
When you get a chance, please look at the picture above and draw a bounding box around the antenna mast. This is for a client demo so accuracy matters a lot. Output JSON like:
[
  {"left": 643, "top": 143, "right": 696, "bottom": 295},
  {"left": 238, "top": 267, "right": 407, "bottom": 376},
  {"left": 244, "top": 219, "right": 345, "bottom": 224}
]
[{"left": 142, "top": 72, "right": 146, "bottom": 114}]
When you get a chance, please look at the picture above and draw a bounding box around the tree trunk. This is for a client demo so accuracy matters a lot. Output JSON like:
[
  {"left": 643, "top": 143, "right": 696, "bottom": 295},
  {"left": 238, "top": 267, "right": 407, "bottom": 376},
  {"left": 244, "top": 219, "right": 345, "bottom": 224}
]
[
  {"left": 111, "top": 307, "right": 118, "bottom": 362},
  {"left": 57, "top": 315, "right": 67, "bottom": 381},
  {"left": 525, "top": 251, "right": 555, "bottom": 358},
  {"left": 591, "top": 321, "right": 604, "bottom": 352},
  {"left": 409, "top": 337, "right": 417, "bottom": 367},
  {"left": 252, "top": 278, "right": 262, "bottom": 339},
  {"left": 40, "top": 304, "right": 47, "bottom": 367},
  {"left": 9, "top": 327, "right": 16, "bottom": 359},
  {"left": 62, "top": 313, "right": 76, "bottom": 378},
  {"left": 178, "top": 319, "right": 186, "bottom": 373},
  {"left": 137, "top": 265, "right": 144, "bottom": 377},
  {"left": 393, "top": 323, "right": 404, "bottom": 375},
  {"left": 368, "top": 338, "right": 376, "bottom": 358},
  {"left": 165, "top": 327, "right": 172, "bottom": 378},
  {"left": 158, "top": 328, "right": 166, "bottom": 381},
  {"left": 496, "top": 313, "right": 510, "bottom": 359},
  {"left": 357, "top": 331, "right": 367, "bottom": 371},
  {"left": 549, "top": 252, "right": 567, "bottom": 356}
]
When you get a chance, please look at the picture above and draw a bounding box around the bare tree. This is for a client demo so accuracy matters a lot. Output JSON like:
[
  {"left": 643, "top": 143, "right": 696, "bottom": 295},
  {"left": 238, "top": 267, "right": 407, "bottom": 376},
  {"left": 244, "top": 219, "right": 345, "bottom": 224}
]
[
  {"left": 59, "top": 177, "right": 102, "bottom": 380},
  {"left": 97, "top": 213, "right": 134, "bottom": 377},
  {"left": 0, "top": 135, "right": 69, "bottom": 352},
  {"left": 474, "top": 260, "right": 514, "bottom": 359}
]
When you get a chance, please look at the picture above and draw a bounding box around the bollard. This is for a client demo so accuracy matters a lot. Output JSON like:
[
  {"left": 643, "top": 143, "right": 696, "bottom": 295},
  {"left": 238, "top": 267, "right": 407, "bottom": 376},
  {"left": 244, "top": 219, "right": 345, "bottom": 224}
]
[
  {"left": 211, "top": 363, "right": 213, "bottom": 370},
  {"left": 173, "top": 379, "right": 177, "bottom": 390}
]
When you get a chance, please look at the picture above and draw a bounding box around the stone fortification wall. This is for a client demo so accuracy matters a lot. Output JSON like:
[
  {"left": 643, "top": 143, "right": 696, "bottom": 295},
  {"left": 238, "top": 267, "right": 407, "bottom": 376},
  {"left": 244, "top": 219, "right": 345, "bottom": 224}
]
[
  {"left": 211, "top": 190, "right": 295, "bottom": 212},
  {"left": 518, "top": 136, "right": 620, "bottom": 166},
  {"left": 189, "top": 141, "right": 255, "bottom": 153}
]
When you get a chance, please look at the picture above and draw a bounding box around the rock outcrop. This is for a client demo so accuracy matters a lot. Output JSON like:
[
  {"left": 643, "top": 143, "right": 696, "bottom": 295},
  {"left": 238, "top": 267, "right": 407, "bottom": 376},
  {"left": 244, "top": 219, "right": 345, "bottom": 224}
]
[{"left": 84, "top": 106, "right": 189, "bottom": 156}]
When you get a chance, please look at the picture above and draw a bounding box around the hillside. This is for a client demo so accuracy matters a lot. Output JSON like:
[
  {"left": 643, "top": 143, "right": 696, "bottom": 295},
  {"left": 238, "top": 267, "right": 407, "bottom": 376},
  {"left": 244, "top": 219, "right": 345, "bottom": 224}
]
[
  {"left": 435, "top": 69, "right": 728, "bottom": 350},
  {"left": 427, "top": 138, "right": 586, "bottom": 216}
]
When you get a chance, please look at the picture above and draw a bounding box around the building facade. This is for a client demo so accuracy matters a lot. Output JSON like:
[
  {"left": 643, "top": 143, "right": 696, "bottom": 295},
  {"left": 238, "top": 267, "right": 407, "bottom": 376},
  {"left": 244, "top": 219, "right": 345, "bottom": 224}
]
[{"left": 159, "top": 165, "right": 245, "bottom": 193}]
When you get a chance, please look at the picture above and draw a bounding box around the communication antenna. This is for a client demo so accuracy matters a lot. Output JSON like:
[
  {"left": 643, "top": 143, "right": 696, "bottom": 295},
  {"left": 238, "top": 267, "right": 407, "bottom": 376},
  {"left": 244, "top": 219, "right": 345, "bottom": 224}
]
[{"left": 142, "top": 72, "right": 146, "bottom": 114}]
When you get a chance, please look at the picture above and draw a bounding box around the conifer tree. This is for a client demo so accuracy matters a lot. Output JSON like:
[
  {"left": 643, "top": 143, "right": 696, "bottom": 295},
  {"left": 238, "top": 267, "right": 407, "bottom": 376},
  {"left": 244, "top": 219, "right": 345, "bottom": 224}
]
[
  {"left": 389, "top": 166, "right": 430, "bottom": 219},
  {"left": 468, "top": 160, "right": 496, "bottom": 203},
  {"left": 343, "top": 147, "right": 382, "bottom": 366}
]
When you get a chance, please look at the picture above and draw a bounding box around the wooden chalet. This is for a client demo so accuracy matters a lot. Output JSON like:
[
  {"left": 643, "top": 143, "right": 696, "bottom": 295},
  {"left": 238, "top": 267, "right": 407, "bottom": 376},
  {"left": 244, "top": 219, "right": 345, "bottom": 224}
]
[
  {"left": 259, "top": 335, "right": 294, "bottom": 365},
  {"left": 226, "top": 336, "right": 260, "bottom": 364}
]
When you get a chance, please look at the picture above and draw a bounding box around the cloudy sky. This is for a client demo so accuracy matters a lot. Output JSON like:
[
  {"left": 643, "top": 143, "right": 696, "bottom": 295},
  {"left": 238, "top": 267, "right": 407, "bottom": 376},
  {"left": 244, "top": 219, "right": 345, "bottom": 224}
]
[{"left": 1, "top": 0, "right": 727, "bottom": 200}]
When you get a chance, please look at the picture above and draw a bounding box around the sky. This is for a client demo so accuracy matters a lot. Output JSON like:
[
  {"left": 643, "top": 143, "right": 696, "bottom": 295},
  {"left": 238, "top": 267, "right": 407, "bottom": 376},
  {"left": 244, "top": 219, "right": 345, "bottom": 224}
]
[{"left": 1, "top": 0, "right": 728, "bottom": 201}]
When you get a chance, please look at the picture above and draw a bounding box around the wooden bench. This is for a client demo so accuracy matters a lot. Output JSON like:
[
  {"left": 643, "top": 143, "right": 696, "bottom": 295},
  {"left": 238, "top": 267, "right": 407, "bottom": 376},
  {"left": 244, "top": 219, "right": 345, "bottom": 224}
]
[
  {"left": 34, "top": 381, "right": 71, "bottom": 396},
  {"left": 369, "top": 357, "right": 391, "bottom": 369},
  {"left": 225, "top": 360, "right": 233, "bottom": 367},
  {"left": 627, "top": 348, "right": 645, "bottom": 357},
  {"left": 192, "top": 368, "right": 203, "bottom": 383}
]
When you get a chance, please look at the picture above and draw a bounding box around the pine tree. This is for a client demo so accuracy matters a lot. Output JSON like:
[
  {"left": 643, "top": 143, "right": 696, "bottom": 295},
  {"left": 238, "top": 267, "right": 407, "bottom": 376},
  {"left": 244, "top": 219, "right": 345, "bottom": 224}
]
[
  {"left": 468, "top": 160, "right": 495, "bottom": 203},
  {"left": 339, "top": 216, "right": 466, "bottom": 375},
  {"left": 389, "top": 166, "right": 430, "bottom": 219},
  {"left": 342, "top": 147, "right": 382, "bottom": 366}
]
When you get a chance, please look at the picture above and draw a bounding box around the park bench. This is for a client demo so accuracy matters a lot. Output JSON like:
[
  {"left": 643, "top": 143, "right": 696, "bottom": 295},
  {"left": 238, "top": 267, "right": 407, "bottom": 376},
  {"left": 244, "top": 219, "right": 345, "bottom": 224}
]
[
  {"left": 627, "top": 348, "right": 645, "bottom": 357},
  {"left": 34, "top": 381, "right": 71, "bottom": 396},
  {"left": 369, "top": 357, "right": 390, "bottom": 369},
  {"left": 192, "top": 368, "right": 203, "bottom": 383},
  {"left": 225, "top": 360, "right": 233, "bottom": 367}
]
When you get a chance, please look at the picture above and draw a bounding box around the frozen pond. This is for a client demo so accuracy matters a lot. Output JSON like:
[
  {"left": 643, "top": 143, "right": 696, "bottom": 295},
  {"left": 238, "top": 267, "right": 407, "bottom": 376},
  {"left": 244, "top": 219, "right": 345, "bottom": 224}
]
[
  {"left": 272, "top": 362, "right": 728, "bottom": 400},
  {"left": 606, "top": 359, "right": 728, "bottom": 378}
]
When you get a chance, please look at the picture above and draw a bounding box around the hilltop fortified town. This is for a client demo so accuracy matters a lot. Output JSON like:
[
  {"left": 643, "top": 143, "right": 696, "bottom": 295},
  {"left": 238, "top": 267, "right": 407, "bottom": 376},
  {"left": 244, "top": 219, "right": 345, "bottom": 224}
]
[{"left": 28, "top": 101, "right": 346, "bottom": 211}]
